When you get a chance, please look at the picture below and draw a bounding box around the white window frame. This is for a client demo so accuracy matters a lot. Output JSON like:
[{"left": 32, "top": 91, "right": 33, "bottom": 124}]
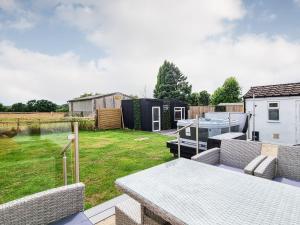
[
  {"left": 174, "top": 107, "right": 186, "bottom": 121},
  {"left": 268, "top": 101, "right": 280, "bottom": 122},
  {"left": 152, "top": 106, "right": 161, "bottom": 131}
]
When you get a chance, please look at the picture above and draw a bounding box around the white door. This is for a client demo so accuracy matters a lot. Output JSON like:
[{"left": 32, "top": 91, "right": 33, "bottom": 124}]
[
  {"left": 152, "top": 107, "right": 161, "bottom": 131},
  {"left": 296, "top": 101, "right": 300, "bottom": 144}
]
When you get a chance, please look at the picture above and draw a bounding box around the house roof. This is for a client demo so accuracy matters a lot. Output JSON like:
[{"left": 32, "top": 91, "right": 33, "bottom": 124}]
[
  {"left": 68, "top": 92, "right": 132, "bottom": 102},
  {"left": 244, "top": 82, "right": 300, "bottom": 99}
]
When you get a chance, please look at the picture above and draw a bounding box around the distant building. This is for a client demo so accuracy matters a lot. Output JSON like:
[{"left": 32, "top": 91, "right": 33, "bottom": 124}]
[
  {"left": 68, "top": 92, "right": 133, "bottom": 117},
  {"left": 244, "top": 82, "right": 300, "bottom": 145}
]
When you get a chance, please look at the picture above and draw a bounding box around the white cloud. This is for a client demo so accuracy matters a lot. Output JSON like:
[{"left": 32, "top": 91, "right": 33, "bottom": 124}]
[
  {"left": 0, "top": 0, "right": 37, "bottom": 30},
  {"left": 1, "top": 0, "right": 300, "bottom": 105}
]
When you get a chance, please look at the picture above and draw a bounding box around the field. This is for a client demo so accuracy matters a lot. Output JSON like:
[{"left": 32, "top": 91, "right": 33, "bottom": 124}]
[
  {"left": 0, "top": 129, "right": 173, "bottom": 209},
  {"left": 0, "top": 112, "right": 66, "bottom": 121}
]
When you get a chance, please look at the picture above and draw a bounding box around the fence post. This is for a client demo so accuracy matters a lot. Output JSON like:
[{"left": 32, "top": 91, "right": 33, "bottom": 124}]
[
  {"left": 196, "top": 114, "right": 199, "bottom": 155},
  {"left": 74, "top": 122, "right": 80, "bottom": 183},
  {"left": 17, "top": 118, "right": 20, "bottom": 132}
]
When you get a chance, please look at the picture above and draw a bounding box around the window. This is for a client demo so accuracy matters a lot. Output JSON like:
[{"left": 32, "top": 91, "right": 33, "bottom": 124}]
[
  {"left": 268, "top": 102, "right": 279, "bottom": 121},
  {"left": 174, "top": 107, "right": 185, "bottom": 121}
]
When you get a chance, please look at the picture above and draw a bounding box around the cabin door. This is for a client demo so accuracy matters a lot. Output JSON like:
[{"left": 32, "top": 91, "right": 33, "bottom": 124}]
[
  {"left": 152, "top": 106, "right": 161, "bottom": 131},
  {"left": 296, "top": 101, "right": 300, "bottom": 144}
]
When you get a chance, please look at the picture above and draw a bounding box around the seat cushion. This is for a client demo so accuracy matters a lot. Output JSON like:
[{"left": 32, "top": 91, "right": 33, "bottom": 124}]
[
  {"left": 216, "top": 164, "right": 244, "bottom": 173},
  {"left": 274, "top": 177, "right": 300, "bottom": 188},
  {"left": 50, "top": 212, "right": 93, "bottom": 225}
]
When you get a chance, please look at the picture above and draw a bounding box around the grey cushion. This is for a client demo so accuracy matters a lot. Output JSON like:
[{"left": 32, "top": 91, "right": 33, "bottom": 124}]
[
  {"left": 220, "top": 139, "right": 262, "bottom": 169},
  {"left": 50, "top": 212, "right": 93, "bottom": 225},
  {"left": 216, "top": 164, "right": 244, "bottom": 173},
  {"left": 274, "top": 177, "right": 300, "bottom": 188}
]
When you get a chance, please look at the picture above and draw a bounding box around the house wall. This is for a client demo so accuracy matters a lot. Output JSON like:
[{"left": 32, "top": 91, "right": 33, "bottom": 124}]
[
  {"left": 245, "top": 96, "right": 300, "bottom": 145},
  {"left": 69, "top": 93, "right": 132, "bottom": 117},
  {"left": 70, "top": 100, "right": 93, "bottom": 116}
]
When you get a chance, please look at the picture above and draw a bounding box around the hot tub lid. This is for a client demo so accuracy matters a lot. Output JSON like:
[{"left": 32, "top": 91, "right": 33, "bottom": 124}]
[{"left": 177, "top": 118, "right": 239, "bottom": 128}]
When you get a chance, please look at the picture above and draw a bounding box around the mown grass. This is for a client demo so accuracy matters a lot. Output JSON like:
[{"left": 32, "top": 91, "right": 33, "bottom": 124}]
[{"left": 0, "top": 130, "right": 173, "bottom": 208}]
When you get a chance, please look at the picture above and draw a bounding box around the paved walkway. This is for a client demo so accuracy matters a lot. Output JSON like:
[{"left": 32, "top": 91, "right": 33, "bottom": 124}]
[
  {"left": 84, "top": 194, "right": 129, "bottom": 225},
  {"left": 157, "top": 129, "right": 176, "bottom": 137}
]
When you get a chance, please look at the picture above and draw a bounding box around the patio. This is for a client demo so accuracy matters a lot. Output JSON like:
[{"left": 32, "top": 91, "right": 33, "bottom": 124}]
[{"left": 1, "top": 139, "right": 300, "bottom": 225}]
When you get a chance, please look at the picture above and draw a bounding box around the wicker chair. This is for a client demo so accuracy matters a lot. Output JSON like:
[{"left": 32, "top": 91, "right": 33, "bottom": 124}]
[
  {"left": 254, "top": 145, "right": 300, "bottom": 187},
  {"left": 0, "top": 183, "right": 89, "bottom": 225},
  {"left": 192, "top": 139, "right": 265, "bottom": 174}
]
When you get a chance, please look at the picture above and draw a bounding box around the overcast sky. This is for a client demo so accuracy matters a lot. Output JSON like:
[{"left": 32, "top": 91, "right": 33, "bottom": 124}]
[{"left": 1, "top": 0, "right": 300, "bottom": 105}]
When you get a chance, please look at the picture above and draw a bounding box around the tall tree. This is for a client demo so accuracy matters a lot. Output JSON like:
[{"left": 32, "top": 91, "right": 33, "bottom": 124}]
[
  {"left": 11, "top": 103, "right": 27, "bottom": 112},
  {"left": 0, "top": 103, "right": 6, "bottom": 112},
  {"left": 188, "top": 90, "right": 210, "bottom": 106},
  {"left": 27, "top": 100, "right": 37, "bottom": 112},
  {"left": 210, "top": 77, "right": 242, "bottom": 105},
  {"left": 35, "top": 100, "right": 57, "bottom": 112},
  {"left": 188, "top": 92, "right": 200, "bottom": 105},
  {"left": 198, "top": 90, "right": 210, "bottom": 105},
  {"left": 153, "top": 60, "right": 192, "bottom": 102}
]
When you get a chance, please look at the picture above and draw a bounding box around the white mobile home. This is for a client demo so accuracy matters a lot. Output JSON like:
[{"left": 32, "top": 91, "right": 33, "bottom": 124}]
[
  {"left": 244, "top": 82, "right": 300, "bottom": 145},
  {"left": 68, "top": 92, "right": 132, "bottom": 117}
]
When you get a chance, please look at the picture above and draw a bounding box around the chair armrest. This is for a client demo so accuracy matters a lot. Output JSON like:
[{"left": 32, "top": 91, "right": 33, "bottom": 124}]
[
  {"left": 254, "top": 156, "right": 277, "bottom": 179},
  {"left": 191, "top": 147, "right": 220, "bottom": 165},
  {"left": 244, "top": 155, "right": 267, "bottom": 175}
]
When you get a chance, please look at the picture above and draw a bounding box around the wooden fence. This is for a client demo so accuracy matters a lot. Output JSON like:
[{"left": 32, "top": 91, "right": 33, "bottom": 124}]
[
  {"left": 97, "top": 108, "right": 122, "bottom": 129},
  {"left": 188, "top": 105, "right": 244, "bottom": 119}
]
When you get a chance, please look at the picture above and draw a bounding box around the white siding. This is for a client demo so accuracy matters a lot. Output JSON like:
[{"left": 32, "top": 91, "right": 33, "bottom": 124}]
[{"left": 245, "top": 96, "right": 300, "bottom": 145}]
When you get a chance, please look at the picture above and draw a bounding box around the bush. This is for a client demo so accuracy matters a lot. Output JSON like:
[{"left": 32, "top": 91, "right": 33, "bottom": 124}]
[{"left": 133, "top": 99, "right": 141, "bottom": 130}]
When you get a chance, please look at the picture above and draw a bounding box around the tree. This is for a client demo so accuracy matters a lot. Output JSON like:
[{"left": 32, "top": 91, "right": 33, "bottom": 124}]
[
  {"left": 35, "top": 100, "right": 57, "bottom": 112},
  {"left": 0, "top": 103, "right": 6, "bottom": 112},
  {"left": 11, "top": 103, "right": 27, "bottom": 112},
  {"left": 56, "top": 104, "right": 69, "bottom": 112},
  {"left": 210, "top": 77, "right": 242, "bottom": 105},
  {"left": 26, "top": 100, "right": 37, "bottom": 112},
  {"left": 153, "top": 60, "right": 192, "bottom": 102},
  {"left": 189, "top": 92, "right": 200, "bottom": 105},
  {"left": 188, "top": 90, "right": 210, "bottom": 106},
  {"left": 198, "top": 90, "right": 210, "bottom": 105}
]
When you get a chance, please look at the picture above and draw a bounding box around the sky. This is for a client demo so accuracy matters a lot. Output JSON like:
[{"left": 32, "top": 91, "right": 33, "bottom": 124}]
[{"left": 0, "top": 0, "right": 300, "bottom": 105}]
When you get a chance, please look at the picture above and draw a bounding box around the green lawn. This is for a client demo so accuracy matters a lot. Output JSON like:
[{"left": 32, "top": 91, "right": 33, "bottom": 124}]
[{"left": 0, "top": 129, "right": 173, "bottom": 208}]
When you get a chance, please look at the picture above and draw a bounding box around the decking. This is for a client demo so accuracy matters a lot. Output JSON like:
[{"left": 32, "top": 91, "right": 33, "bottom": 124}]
[{"left": 84, "top": 194, "right": 129, "bottom": 225}]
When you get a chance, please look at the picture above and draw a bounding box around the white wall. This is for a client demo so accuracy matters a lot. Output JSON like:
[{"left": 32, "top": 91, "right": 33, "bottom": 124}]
[{"left": 245, "top": 96, "right": 300, "bottom": 145}]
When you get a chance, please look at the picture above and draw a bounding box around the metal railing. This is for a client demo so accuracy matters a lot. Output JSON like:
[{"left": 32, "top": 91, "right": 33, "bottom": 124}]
[
  {"left": 174, "top": 115, "right": 199, "bottom": 158},
  {"left": 60, "top": 122, "right": 80, "bottom": 185}
]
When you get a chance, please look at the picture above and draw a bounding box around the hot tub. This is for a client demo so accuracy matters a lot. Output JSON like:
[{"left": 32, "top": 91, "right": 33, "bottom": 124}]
[{"left": 177, "top": 118, "right": 239, "bottom": 150}]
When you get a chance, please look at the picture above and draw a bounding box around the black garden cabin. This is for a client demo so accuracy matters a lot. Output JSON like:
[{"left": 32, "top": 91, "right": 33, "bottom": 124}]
[{"left": 121, "top": 98, "right": 188, "bottom": 131}]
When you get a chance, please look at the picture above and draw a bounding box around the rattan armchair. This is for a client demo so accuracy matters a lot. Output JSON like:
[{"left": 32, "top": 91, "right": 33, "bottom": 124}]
[
  {"left": 0, "top": 183, "right": 87, "bottom": 225},
  {"left": 192, "top": 139, "right": 265, "bottom": 174},
  {"left": 254, "top": 145, "right": 300, "bottom": 187}
]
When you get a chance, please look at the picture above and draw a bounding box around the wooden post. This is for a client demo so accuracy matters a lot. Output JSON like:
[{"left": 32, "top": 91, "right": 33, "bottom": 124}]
[
  {"left": 74, "top": 122, "right": 80, "bottom": 183},
  {"left": 120, "top": 107, "right": 125, "bottom": 129},
  {"left": 196, "top": 114, "right": 199, "bottom": 155},
  {"left": 17, "top": 118, "right": 20, "bottom": 133}
]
